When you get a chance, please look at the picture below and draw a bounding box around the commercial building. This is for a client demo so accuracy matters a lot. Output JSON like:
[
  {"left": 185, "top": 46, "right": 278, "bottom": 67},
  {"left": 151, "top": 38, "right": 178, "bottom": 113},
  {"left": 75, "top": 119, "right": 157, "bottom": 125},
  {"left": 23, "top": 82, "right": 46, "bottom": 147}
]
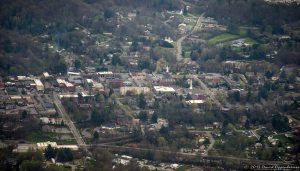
[
  {"left": 120, "top": 86, "right": 150, "bottom": 95},
  {"left": 34, "top": 79, "right": 44, "bottom": 91},
  {"left": 153, "top": 86, "right": 176, "bottom": 93}
]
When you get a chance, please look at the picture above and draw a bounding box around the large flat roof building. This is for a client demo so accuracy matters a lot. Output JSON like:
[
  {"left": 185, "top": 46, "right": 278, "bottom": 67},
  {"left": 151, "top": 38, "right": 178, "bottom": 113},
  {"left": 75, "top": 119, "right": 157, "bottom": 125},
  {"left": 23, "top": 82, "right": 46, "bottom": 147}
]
[
  {"left": 34, "top": 79, "right": 44, "bottom": 91},
  {"left": 153, "top": 86, "right": 176, "bottom": 93}
]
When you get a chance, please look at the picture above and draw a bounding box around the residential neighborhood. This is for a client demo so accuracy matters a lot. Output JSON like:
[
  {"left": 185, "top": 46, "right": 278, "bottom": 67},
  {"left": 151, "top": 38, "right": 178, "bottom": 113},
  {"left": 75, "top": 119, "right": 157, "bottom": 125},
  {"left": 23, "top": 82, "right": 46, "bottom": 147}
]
[{"left": 0, "top": 0, "right": 300, "bottom": 170}]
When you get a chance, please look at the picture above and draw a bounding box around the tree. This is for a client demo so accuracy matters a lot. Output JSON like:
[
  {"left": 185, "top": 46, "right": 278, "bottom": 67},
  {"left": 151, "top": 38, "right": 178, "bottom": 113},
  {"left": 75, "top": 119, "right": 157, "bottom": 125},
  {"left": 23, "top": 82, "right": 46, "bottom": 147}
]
[
  {"left": 265, "top": 71, "right": 273, "bottom": 79},
  {"left": 87, "top": 150, "right": 113, "bottom": 171},
  {"left": 272, "top": 115, "right": 290, "bottom": 132},
  {"left": 45, "top": 164, "right": 69, "bottom": 171},
  {"left": 247, "top": 88, "right": 252, "bottom": 101},
  {"left": 56, "top": 148, "right": 73, "bottom": 162},
  {"left": 95, "top": 93, "right": 104, "bottom": 103},
  {"left": 151, "top": 112, "right": 158, "bottom": 123},
  {"left": 52, "top": 61, "right": 67, "bottom": 74},
  {"left": 159, "top": 126, "right": 170, "bottom": 136},
  {"left": 203, "top": 112, "right": 217, "bottom": 124},
  {"left": 159, "top": 40, "right": 174, "bottom": 48},
  {"left": 191, "top": 50, "right": 200, "bottom": 61},
  {"left": 245, "top": 119, "right": 250, "bottom": 129},
  {"left": 138, "top": 58, "right": 151, "bottom": 70},
  {"left": 18, "top": 149, "right": 44, "bottom": 162},
  {"left": 145, "top": 130, "right": 159, "bottom": 145},
  {"left": 250, "top": 45, "right": 266, "bottom": 60},
  {"left": 183, "top": 6, "right": 188, "bottom": 15},
  {"left": 258, "top": 86, "right": 268, "bottom": 99},
  {"left": 203, "top": 138, "right": 210, "bottom": 145},
  {"left": 44, "top": 145, "right": 57, "bottom": 160},
  {"left": 109, "top": 88, "right": 114, "bottom": 97},
  {"left": 74, "top": 59, "right": 81, "bottom": 70},
  {"left": 158, "top": 137, "right": 167, "bottom": 147},
  {"left": 138, "top": 111, "right": 148, "bottom": 122},
  {"left": 280, "top": 70, "right": 287, "bottom": 80},
  {"left": 233, "top": 91, "right": 240, "bottom": 102},
  {"left": 111, "top": 55, "right": 121, "bottom": 66},
  {"left": 60, "top": 120, "right": 64, "bottom": 126},
  {"left": 93, "top": 131, "right": 99, "bottom": 139},
  {"left": 138, "top": 93, "right": 147, "bottom": 109},
  {"left": 91, "top": 109, "right": 104, "bottom": 125},
  {"left": 258, "top": 148, "right": 274, "bottom": 160},
  {"left": 228, "top": 23, "right": 239, "bottom": 34},
  {"left": 20, "top": 160, "right": 43, "bottom": 171},
  {"left": 130, "top": 41, "right": 138, "bottom": 52},
  {"left": 21, "top": 110, "right": 28, "bottom": 119},
  {"left": 133, "top": 126, "right": 143, "bottom": 142},
  {"left": 104, "top": 9, "right": 115, "bottom": 20}
]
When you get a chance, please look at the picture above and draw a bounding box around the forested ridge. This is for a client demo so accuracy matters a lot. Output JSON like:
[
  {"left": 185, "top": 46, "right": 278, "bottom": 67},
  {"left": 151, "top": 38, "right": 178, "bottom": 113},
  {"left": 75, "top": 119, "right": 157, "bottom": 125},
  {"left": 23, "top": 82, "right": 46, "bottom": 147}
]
[
  {"left": 202, "top": 0, "right": 300, "bottom": 27},
  {"left": 0, "top": 0, "right": 299, "bottom": 75},
  {"left": 0, "top": 0, "right": 180, "bottom": 75}
]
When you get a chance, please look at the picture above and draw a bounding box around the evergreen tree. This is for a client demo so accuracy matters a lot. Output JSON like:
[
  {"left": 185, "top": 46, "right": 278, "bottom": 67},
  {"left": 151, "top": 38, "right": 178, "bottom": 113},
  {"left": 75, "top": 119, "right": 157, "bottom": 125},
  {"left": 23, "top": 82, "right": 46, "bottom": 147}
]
[
  {"left": 93, "top": 131, "right": 99, "bottom": 139},
  {"left": 183, "top": 6, "right": 188, "bottom": 15},
  {"left": 44, "top": 145, "right": 56, "bottom": 160},
  {"left": 151, "top": 112, "right": 158, "bottom": 123},
  {"left": 138, "top": 93, "right": 147, "bottom": 109},
  {"left": 138, "top": 111, "right": 148, "bottom": 122}
]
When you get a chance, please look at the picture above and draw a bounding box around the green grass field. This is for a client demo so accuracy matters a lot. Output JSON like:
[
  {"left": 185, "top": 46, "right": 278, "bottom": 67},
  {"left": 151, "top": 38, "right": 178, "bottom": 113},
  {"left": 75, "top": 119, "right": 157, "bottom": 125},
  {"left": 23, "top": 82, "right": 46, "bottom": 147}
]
[
  {"left": 208, "top": 33, "right": 240, "bottom": 44},
  {"left": 208, "top": 26, "right": 258, "bottom": 45},
  {"left": 244, "top": 37, "right": 257, "bottom": 45},
  {"left": 273, "top": 134, "right": 293, "bottom": 144},
  {"left": 239, "top": 28, "right": 248, "bottom": 36},
  {"left": 183, "top": 51, "right": 191, "bottom": 58},
  {"left": 27, "top": 131, "right": 77, "bottom": 145}
]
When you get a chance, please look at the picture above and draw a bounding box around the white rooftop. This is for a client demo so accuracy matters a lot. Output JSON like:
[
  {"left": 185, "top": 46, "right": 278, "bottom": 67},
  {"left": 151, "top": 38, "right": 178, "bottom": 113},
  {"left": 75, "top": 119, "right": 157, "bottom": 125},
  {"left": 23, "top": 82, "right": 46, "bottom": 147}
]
[
  {"left": 154, "top": 86, "right": 175, "bottom": 92},
  {"left": 96, "top": 71, "right": 113, "bottom": 75},
  {"left": 186, "top": 100, "right": 205, "bottom": 104},
  {"left": 86, "top": 79, "right": 94, "bottom": 84},
  {"left": 68, "top": 72, "right": 81, "bottom": 76},
  {"left": 34, "top": 79, "right": 44, "bottom": 86}
]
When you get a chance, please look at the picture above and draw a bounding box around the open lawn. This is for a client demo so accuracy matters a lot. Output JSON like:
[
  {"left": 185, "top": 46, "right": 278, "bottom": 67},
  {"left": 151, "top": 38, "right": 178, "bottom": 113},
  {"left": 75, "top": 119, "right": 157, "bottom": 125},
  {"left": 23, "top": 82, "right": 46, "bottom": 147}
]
[
  {"left": 239, "top": 28, "right": 248, "bottom": 36},
  {"left": 27, "top": 131, "right": 77, "bottom": 145},
  {"left": 208, "top": 33, "right": 240, "bottom": 44},
  {"left": 244, "top": 37, "right": 257, "bottom": 45},
  {"left": 183, "top": 51, "right": 191, "bottom": 58},
  {"left": 273, "top": 134, "right": 293, "bottom": 144},
  {"left": 208, "top": 26, "right": 258, "bottom": 45}
]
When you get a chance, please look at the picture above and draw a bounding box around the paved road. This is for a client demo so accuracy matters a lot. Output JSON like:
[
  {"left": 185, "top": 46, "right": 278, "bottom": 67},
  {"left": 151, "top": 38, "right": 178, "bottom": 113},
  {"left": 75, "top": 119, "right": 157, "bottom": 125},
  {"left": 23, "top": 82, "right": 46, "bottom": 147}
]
[
  {"left": 175, "top": 14, "right": 204, "bottom": 61},
  {"left": 52, "top": 93, "right": 90, "bottom": 155},
  {"left": 189, "top": 74, "right": 223, "bottom": 109},
  {"left": 115, "top": 98, "right": 134, "bottom": 119},
  {"left": 176, "top": 35, "right": 188, "bottom": 61},
  {"left": 205, "top": 131, "right": 215, "bottom": 156}
]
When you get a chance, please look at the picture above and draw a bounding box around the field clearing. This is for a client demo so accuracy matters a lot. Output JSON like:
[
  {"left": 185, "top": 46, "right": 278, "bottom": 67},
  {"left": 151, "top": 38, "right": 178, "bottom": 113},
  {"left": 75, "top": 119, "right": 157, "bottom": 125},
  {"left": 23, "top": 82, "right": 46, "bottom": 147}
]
[
  {"left": 244, "top": 37, "right": 257, "bottom": 45},
  {"left": 208, "top": 33, "right": 240, "bottom": 44},
  {"left": 27, "top": 131, "right": 77, "bottom": 145},
  {"left": 183, "top": 51, "right": 191, "bottom": 58},
  {"left": 273, "top": 134, "right": 293, "bottom": 144}
]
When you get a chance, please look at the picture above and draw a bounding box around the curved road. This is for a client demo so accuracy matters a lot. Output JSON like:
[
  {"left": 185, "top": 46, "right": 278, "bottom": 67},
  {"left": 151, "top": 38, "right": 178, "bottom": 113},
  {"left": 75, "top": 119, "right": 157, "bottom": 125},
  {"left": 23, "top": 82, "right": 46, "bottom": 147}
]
[{"left": 175, "top": 14, "right": 204, "bottom": 61}]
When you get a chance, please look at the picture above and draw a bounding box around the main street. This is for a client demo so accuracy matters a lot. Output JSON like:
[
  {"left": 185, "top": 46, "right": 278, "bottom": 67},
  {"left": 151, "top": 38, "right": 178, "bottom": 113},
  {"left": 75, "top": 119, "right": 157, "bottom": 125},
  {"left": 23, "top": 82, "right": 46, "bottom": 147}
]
[
  {"left": 189, "top": 74, "right": 223, "bottom": 109},
  {"left": 52, "top": 92, "right": 91, "bottom": 155},
  {"left": 115, "top": 98, "right": 134, "bottom": 119}
]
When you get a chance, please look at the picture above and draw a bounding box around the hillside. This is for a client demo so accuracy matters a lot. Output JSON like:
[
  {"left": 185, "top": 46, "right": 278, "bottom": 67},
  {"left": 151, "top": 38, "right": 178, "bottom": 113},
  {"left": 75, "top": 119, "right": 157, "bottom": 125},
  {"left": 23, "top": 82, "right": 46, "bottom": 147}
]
[{"left": 0, "top": 0, "right": 181, "bottom": 75}]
